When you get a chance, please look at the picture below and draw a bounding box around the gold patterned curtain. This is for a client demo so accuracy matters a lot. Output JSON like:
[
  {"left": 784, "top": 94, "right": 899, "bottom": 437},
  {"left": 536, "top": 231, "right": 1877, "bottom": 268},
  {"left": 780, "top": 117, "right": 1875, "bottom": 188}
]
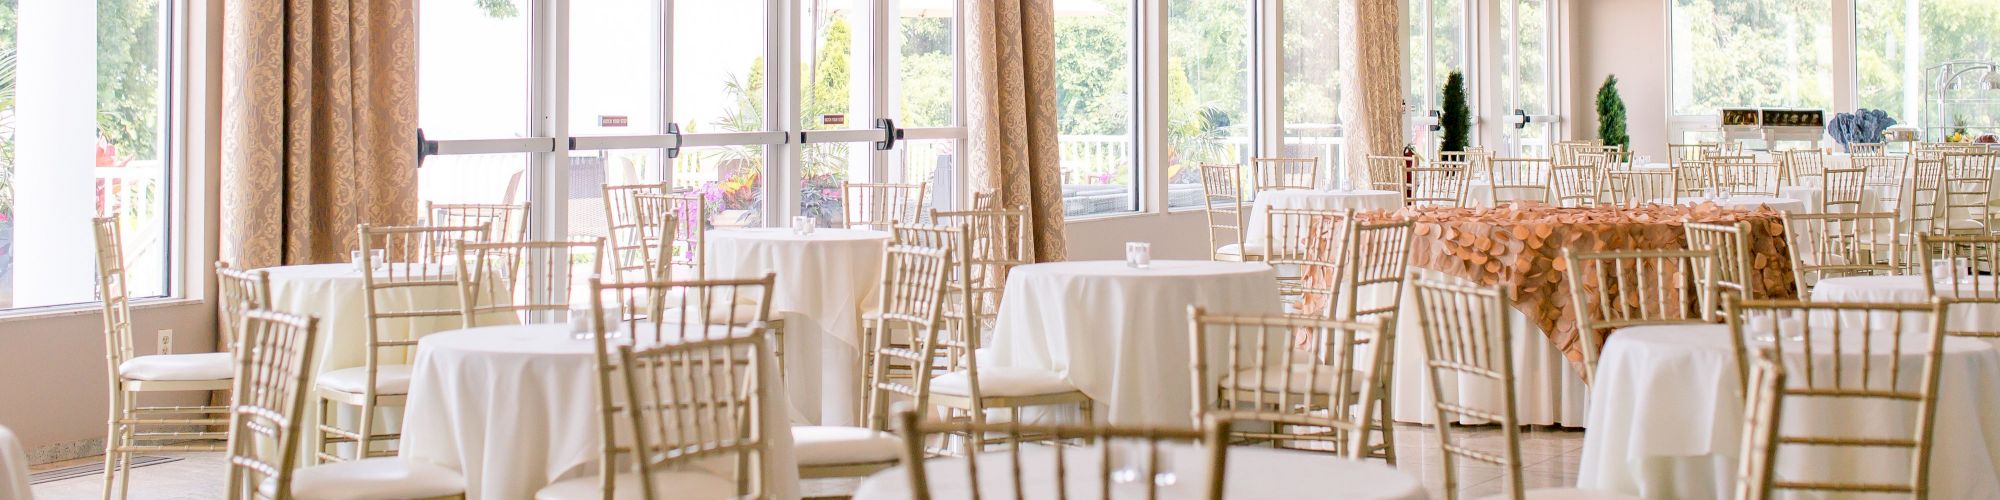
[
  {"left": 220, "top": 0, "right": 418, "bottom": 268},
  {"left": 1340, "top": 0, "right": 1406, "bottom": 187},
  {"left": 964, "top": 0, "right": 1067, "bottom": 262}
]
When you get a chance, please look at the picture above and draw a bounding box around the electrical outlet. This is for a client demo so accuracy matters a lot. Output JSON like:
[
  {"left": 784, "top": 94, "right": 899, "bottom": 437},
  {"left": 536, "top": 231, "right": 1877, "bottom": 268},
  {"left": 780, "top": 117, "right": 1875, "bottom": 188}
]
[{"left": 157, "top": 329, "right": 173, "bottom": 355}]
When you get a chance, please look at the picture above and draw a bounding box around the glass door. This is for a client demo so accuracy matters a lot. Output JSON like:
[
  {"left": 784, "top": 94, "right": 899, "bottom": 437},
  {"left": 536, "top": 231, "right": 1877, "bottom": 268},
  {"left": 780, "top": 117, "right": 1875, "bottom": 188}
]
[
  {"left": 1496, "top": 0, "right": 1556, "bottom": 157},
  {"left": 1407, "top": 0, "right": 1470, "bottom": 156}
]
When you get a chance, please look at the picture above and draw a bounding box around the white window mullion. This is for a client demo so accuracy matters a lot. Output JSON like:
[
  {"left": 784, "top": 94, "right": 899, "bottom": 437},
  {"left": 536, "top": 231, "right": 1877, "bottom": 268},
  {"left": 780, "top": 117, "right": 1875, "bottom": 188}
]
[
  {"left": 768, "top": 0, "right": 800, "bottom": 228},
  {"left": 1255, "top": 0, "right": 1284, "bottom": 159},
  {"left": 530, "top": 0, "right": 569, "bottom": 243},
  {"left": 1138, "top": 0, "right": 1168, "bottom": 214}
]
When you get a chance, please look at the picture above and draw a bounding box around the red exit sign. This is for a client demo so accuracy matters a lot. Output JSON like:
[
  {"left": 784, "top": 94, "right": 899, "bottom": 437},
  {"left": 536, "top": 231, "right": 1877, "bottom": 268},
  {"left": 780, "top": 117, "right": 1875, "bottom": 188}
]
[
  {"left": 822, "top": 114, "right": 846, "bottom": 125},
  {"left": 599, "top": 115, "right": 629, "bottom": 127}
]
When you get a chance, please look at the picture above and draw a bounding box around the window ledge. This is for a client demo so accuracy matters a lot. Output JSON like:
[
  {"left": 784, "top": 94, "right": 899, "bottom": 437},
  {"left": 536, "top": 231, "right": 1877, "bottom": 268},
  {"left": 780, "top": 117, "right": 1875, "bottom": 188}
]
[{"left": 0, "top": 297, "right": 203, "bottom": 323}]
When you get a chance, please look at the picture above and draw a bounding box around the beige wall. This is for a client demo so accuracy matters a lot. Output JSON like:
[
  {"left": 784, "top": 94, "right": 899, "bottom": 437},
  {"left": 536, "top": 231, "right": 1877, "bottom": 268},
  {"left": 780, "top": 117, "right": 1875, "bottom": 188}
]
[
  {"left": 1569, "top": 0, "right": 1671, "bottom": 159},
  {"left": 0, "top": 0, "right": 223, "bottom": 462},
  {"left": 1062, "top": 211, "right": 1213, "bottom": 261}
]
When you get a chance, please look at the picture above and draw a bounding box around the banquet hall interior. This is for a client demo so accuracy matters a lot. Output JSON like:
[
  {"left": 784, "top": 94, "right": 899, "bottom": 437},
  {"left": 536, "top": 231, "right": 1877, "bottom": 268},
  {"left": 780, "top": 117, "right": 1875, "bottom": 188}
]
[{"left": 4, "top": 0, "right": 2000, "bottom": 498}]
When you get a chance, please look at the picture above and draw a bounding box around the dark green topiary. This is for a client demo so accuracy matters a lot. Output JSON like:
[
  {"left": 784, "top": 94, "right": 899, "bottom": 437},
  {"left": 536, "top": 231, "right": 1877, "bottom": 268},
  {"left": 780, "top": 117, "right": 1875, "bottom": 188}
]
[
  {"left": 1596, "top": 74, "right": 1629, "bottom": 149},
  {"left": 1440, "top": 71, "right": 1471, "bottom": 153}
]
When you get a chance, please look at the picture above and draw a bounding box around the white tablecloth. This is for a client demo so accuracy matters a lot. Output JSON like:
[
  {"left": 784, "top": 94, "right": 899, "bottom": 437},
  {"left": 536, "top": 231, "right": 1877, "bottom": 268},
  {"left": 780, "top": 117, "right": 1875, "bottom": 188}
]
[
  {"left": 1775, "top": 185, "right": 1888, "bottom": 213},
  {"left": 0, "top": 425, "right": 29, "bottom": 500},
  {"left": 1662, "top": 196, "right": 1808, "bottom": 213},
  {"left": 1577, "top": 325, "right": 2000, "bottom": 499},
  {"left": 1813, "top": 275, "right": 2000, "bottom": 337},
  {"left": 262, "top": 263, "right": 504, "bottom": 374},
  {"left": 1465, "top": 180, "right": 1551, "bottom": 207},
  {"left": 1388, "top": 269, "right": 1590, "bottom": 427},
  {"left": 400, "top": 323, "right": 800, "bottom": 500},
  {"left": 1244, "top": 189, "right": 1402, "bottom": 246},
  {"left": 988, "top": 260, "right": 1283, "bottom": 427},
  {"left": 851, "top": 444, "right": 1427, "bottom": 500},
  {"left": 707, "top": 228, "right": 890, "bottom": 426}
]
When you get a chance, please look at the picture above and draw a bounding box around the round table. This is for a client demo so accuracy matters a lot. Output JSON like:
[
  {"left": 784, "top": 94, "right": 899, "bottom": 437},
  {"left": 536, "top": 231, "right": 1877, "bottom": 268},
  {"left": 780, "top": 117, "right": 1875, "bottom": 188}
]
[
  {"left": 986, "top": 260, "right": 1282, "bottom": 427},
  {"left": 850, "top": 444, "right": 1427, "bottom": 500},
  {"left": 1662, "top": 196, "right": 1809, "bottom": 213},
  {"left": 1813, "top": 275, "right": 2000, "bottom": 338},
  {"left": 707, "top": 227, "right": 891, "bottom": 426},
  {"left": 399, "top": 323, "right": 800, "bottom": 500},
  {"left": 1465, "top": 180, "right": 1551, "bottom": 208},
  {"left": 1776, "top": 185, "right": 1887, "bottom": 213},
  {"left": 262, "top": 263, "right": 507, "bottom": 374},
  {"left": 1577, "top": 324, "right": 2000, "bottom": 498},
  {"left": 1244, "top": 189, "right": 1402, "bottom": 247}
]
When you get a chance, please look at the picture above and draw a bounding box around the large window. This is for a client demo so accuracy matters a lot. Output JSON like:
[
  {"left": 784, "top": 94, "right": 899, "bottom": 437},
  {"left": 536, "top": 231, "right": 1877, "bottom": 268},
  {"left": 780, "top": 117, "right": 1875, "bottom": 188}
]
[
  {"left": 1, "top": 0, "right": 175, "bottom": 309},
  {"left": 1670, "top": 0, "right": 1832, "bottom": 115},
  {"left": 1282, "top": 0, "right": 1341, "bottom": 170},
  {"left": 1856, "top": 0, "right": 2000, "bottom": 139},
  {"left": 1408, "top": 0, "right": 1468, "bottom": 153},
  {"left": 1167, "top": 0, "right": 1252, "bottom": 209},
  {"left": 1054, "top": 0, "right": 1136, "bottom": 217}
]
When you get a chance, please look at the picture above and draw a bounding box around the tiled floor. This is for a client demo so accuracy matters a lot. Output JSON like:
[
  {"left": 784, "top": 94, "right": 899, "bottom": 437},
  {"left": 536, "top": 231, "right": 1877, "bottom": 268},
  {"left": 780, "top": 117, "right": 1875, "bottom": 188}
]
[{"left": 31, "top": 424, "right": 1587, "bottom": 499}]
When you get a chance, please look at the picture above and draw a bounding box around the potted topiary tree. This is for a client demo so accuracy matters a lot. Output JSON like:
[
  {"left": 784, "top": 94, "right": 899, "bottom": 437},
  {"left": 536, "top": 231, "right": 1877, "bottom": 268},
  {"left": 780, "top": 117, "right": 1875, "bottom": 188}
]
[
  {"left": 1441, "top": 71, "right": 1471, "bottom": 153},
  {"left": 1596, "top": 75, "right": 1629, "bottom": 149}
]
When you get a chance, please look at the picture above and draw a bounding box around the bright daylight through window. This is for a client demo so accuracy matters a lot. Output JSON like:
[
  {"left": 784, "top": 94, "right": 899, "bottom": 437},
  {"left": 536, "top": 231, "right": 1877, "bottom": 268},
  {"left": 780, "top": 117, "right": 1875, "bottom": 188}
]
[
  {"left": 1671, "top": 0, "right": 1833, "bottom": 116},
  {"left": 0, "top": 0, "right": 173, "bottom": 310}
]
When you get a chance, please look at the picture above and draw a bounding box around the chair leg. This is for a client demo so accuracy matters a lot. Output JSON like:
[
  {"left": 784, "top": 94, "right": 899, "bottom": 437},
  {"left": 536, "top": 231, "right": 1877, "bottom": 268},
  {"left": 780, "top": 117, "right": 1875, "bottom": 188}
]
[
  {"left": 116, "top": 392, "right": 136, "bottom": 498},
  {"left": 100, "top": 390, "right": 122, "bottom": 500},
  {"left": 356, "top": 399, "right": 376, "bottom": 461}
]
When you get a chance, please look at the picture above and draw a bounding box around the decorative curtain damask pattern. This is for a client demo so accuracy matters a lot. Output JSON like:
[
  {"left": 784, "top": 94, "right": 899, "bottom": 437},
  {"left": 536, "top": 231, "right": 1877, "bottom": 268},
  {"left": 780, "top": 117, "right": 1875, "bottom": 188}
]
[
  {"left": 1340, "top": 0, "right": 1406, "bottom": 187},
  {"left": 965, "top": 0, "right": 1067, "bottom": 262},
  {"left": 221, "top": 0, "right": 418, "bottom": 269}
]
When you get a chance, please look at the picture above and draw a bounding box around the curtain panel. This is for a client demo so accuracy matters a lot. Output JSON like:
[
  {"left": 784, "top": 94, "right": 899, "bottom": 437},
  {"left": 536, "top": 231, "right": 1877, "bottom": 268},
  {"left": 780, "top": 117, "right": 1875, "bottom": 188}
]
[
  {"left": 1340, "top": 0, "right": 1407, "bottom": 186},
  {"left": 964, "top": 0, "right": 1068, "bottom": 262}
]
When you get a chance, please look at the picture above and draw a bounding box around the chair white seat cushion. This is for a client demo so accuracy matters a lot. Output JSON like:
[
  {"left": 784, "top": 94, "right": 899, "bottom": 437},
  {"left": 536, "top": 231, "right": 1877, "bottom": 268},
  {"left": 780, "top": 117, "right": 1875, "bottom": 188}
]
[
  {"left": 1216, "top": 243, "right": 1268, "bottom": 257},
  {"left": 1476, "top": 488, "right": 1642, "bottom": 500},
  {"left": 117, "top": 352, "right": 233, "bottom": 382},
  {"left": 316, "top": 365, "right": 414, "bottom": 396},
  {"left": 533, "top": 469, "right": 736, "bottom": 500},
  {"left": 268, "top": 457, "right": 466, "bottom": 500},
  {"left": 793, "top": 426, "right": 903, "bottom": 466},
  {"left": 659, "top": 302, "right": 765, "bottom": 326},
  {"left": 1221, "top": 364, "right": 1363, "bottom": 395},
  {"left": 930, "top": 367, "right": 1079, "bottom": 398}
]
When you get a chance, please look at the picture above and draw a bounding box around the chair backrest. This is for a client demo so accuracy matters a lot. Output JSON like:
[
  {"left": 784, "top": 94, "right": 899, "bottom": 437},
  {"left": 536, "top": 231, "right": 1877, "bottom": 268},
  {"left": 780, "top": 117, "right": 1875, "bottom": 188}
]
[
  {"left": 1908, "top": 158, "right": 1946, "bottom": 236},
  {"left": 1550, "top": 163, "right": 1603, "bottom": 208},
  {"left": 1341, "top": 217, "right": 1415, "bottom": 323},
  {"left": 1854, "top": 155, "right": 1908, "bottom": 192},
  {"left": 1734, "top": 350, "right": 1785, "bottom": 500},
  {"left": 1265, "top": 209, "right": 1352, "bottom": 307},
  {"left": 355, "top": 223, "right": 486, "bottom": 390},
  {"left": 932, "top": 205, "right": 1036, "bottom": 332},
  {"left": 222, "top": 309, "right": 321, "bottom": 500},
  {"left": 425, "top": 201, "right": 530, "bottom": 245},
  {"left": 1561, "top": 247, "right": 1719, "bottom": 384},
  {"left": 843, "top": 182, "right": 928, "bottom": 229},
  {"left": 1409, "top": 278, "right": 1530, "bottom": 500},
  {"left": 215, "top": 261, "right": 275, "bottom": 352},
  {"left": 1251, "top": 157, "right": 1319, "bottom": 192},
  {"left": 1486, "top": 158, "right": 1552, "bottom": 203},
  {"left": 1723, "top": 297, "right": 1947, "bottom": 498},
  {"left": 1200, "top": 164, "right": 1248, "bottom": 260},
  {"left": 1684, "top": 221, "right": 1755, "bottom": 310},
  {"left": 864, "top": 245, "right": 953, "bottom": 431},
  {"left": 892, "top": 410, "right": 1229, "bottom": 500},
  {"left": 617, "top": 332, "right": 774, "bottom": 500},
  {"left": 1782, "top": 151, "right": 1825, "bottom": 186},
  {"left": 603, "top": 183, "right": 670, "bottom": 280},
  {"left": 1605, "top": 170, "right": 1674, "bottom": 207},
  {"left": 1819, "top": 167, "right": 1869, "bottom": 214},
  {"left": 1187, "top": 307, "right": 1386, "bottom": 459},
  {"left": 1847, "top": 142, "right": 1887, "bottom": 156},
  {"left": 92, "top": 217, "right": 138, "bottom": 369},
  {"left": 457, "top": 239, "right": 604, "bottom": 326},
  {"left": 1781, "top": 212, "right": 1900, "bottom": 292},
  {"left": 1713, "top": 163, "right": 1782, "bottom": 197},
  {"left": 635, "top": 193, "right": 707, "bottom": 280},
  {"left": 1365, "top": 156, "right": 1411, "bottom": 195},
  {"left": 1920, "top": 235, "right": 2000, "bottom": 338},
  {"left": 1668, "top": 143, "right": 1719, "bottom": 167},
  {"left": 1672, "top": 160, "right": 1715, "bottom": 199},
  {"left": 1940, "top": 152, "right": 1996, "bottom": 232},
  {"left": 890, "top": 224, "right": 979, "bottom": 382},
  {"left": 1410, "top": 161, "right": 1471, "bottom": 207}
]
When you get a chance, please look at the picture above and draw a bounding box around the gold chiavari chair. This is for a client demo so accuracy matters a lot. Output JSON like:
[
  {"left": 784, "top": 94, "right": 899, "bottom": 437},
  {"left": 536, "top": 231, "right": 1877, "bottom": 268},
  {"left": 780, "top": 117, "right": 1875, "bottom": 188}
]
[
  {"left": 1367, "top": 155, "right": 1413, "bottom": 195},
  {"left": 1409, "top": 279, "right": 1640, "bottom": 500},
  {"left": 1672, "top": 160, "right": 1715, "bottom": 201},
  {"left": 862, "top": 245, "right": 954, "bottom": 433},
  {"left": 95, "top": 217, "right": 232, "bottom": 499},
  {"left": 1487, "top": 158, "right": 1553, "bottom": 204},
  {"left": 1921, "top": 234, "right": 2000, "bottom": 339},
  {"left": 1939, "top": 152, "right": 1995, "bottom": 235},
  {"left": 225, "top": 310, "right": 469, "bottom": 500},
  {"left": 970, "top": 189, "right": 999, "bottom": 209},
  {"left": 1440, "top": 148, "right": 1490, "bottom": 170},
  {"left": 552, "top": 275, "right": 776, "bottom": 499},
  {"left": 1188, "top": 307, "right": 1388, "bottom": 460},
  {"left": 1723, "top": 297, "right": 1947, "bottom": 498},
  {"left": 1820, "top": 167, "right": 1869, "bottom": 214},
  {"left": 1685, "top": 221, "right": 1756, "bottom": 316},
  {"left": 1847, "top": 142, "right": 1888, "bottom": 156},
  {"left": 609, "top": 333, "right": 775, "bottom": 500},
  {"left": 1909, "top": 157, "right": 1946, "bottom": 238},
  {"left": 1782, "top": 212, "right": 1900, "bottom": 293},
  {"left": 932, "top": 205, "right": 1037, "bottom": 333},
  {"left": 1410, "top": 161, "right": 1471, "bottom": 207},
  {"left": 1734, "top": 350, "right": 1784, "bottom": 500},
  {"left": 455, "top": 239, "right": 603, "bottom": 326},
  {"left": 843, "top": 182, "right": 929, "bottom": 230},
  {"left": 1266, "top": 209, "right": 1352, "bottom": 306},
  {"left": 1783, "top": 150, "right": 1826, "bottom": 187},
  {"left": 1713, "top": 163, "right": 1783, "bottom": 197},
  {"left": 1606, "top": 170, "right": 1675, "bottom": 207},
  {"left": 316, "top": 224, "right": 489, "bottom": 462},
  {"left": 1854, "top": 155, "right": 1909, "bottom": 209},
  {"left": 635, "top": 192, "right": 706, "bottom": 280},
  {"left": 216, "top": 261, "right": 274, "bottom": 352},
  {"left": 1251, "top": 157, "right": 1320, "bottom": 192},
  {"left": 1200, "top": 164, "right": 1260, "bottom": 262},
  {"left": 1326, "top": 216, "right": 1412, "bottom": 462},
  {"left": 1561, "top": 248, "right": 1720, "bottom": 385},
  {"left": 1668, "top": 143, "right": 1719, "bottom": 169},
  {"left": 603, "top": 182, "right": 670, "bottom": 283},
  {"left": 1577, "top": 151, "right": 1611, "bottom": 172},
  {"left": 424, "top": 201, "right": 530, "bottom": 245},
  {"left": 886, "top": 411, "right": 1231, "bottom": 500},
  {"left": 1550, "top": 163, "right": 1604, "bottom": 208}
]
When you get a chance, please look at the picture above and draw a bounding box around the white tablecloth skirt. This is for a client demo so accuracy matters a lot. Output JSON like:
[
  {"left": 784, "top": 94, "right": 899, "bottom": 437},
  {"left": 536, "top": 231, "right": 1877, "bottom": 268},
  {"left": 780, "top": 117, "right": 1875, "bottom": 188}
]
[
  {"left": 1813, "top": 276, "right": 2000, "bottom": 337},
  {"left": 1578, "top": 326, "right": 2000, "bottom": 499},
  {"left": 988, "top": 261, "right": 1282, "bottom": 427},
  {"left": 0, "top": 425, "right": 29, "bottom": 500},
  {"left": 1244, "top": 189, "right": 1402, "bottom": 246},
  {"left": 400, "top": 324, "right": 800, "bottom": 499},
  {"left": 852, "top": 444, "right": 1428, "bottom": 500},
  {"left": 707, "top": 228, "right": 889, "bottom": 426},
  {"left": 1387, "top": 269, "right": 1590, "bottom": 427}
]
